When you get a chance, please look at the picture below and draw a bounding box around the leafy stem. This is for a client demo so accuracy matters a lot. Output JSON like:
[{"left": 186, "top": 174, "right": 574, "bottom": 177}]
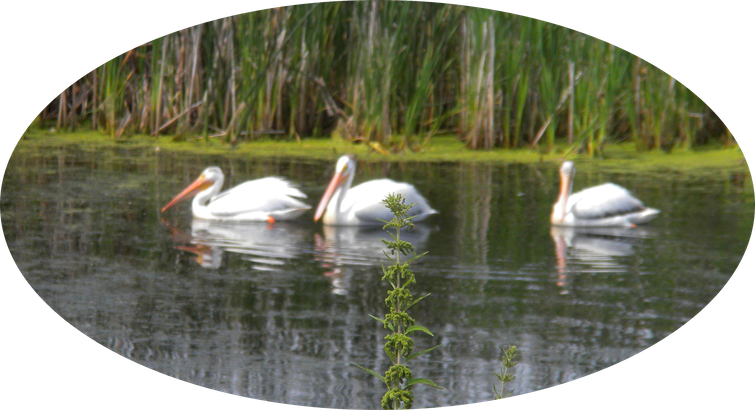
[
  {"left": 493, "top": 345, "right": 519, "bottom": 400},
  {"left": 354, "top": 193, "right": 442, "bottom": 410}
]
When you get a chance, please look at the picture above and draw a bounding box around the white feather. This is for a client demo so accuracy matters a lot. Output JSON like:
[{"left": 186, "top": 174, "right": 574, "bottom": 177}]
[
  {"left": 552, "top": 162, "right": 660, "bottom": 227},
  {"left": 316, "top": 156, "right": 438, "bottom": 226},
  {"left": 164, "top": 168, "right": 311, "bottom": 222}
]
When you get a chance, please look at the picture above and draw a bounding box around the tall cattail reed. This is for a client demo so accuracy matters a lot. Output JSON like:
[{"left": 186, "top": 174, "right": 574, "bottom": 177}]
[{"left": 41, "top": 2, "right": 728, "bottom": 155}]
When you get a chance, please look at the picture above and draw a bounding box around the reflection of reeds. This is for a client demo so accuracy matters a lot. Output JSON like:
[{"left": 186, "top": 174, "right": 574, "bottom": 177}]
[
  {"left": 454, "top": 162, "right": 493, "bottom": 265},
  {"left": 42, "top": 3, "right": 726, "bottom": 154}
]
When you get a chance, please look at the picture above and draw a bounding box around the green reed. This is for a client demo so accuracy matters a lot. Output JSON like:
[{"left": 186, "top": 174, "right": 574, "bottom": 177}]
[
  {"left": 353, "top": 193, "right": 442, "bottom": 409},
  {"left": 41, "top": 2, "right": 727, "bottom": 155}
]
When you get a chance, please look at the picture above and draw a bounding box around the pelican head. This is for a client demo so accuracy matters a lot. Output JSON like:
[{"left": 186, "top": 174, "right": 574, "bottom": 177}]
[
  {"left": 560, "top": 161, "right": 575, "bottom": 178},
  {"left": 314, "top": 155, "right": 357, "bottom": 222},
  {"left": 162, "top": 166, "right": 224, "bottom": 213}
]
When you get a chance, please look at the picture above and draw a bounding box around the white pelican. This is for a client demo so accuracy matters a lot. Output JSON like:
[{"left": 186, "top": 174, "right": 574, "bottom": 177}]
[
  {"left": 161, "top": 166, "right": 311, "bottom": 222},
  {"left": 314, "top": 155, "right": 438, "bottom": 226},
  {"left": 551, "top": 161, "right": 660, "bottom": 227}
]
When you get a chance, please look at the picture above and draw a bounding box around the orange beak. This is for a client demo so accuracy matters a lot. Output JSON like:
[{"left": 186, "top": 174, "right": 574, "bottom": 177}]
[
  {"left": 161, "top": 175, "right": 214, "bottom": 212},
  {"left": 314, "top": 171, "right": 345, "bottom": 222}
]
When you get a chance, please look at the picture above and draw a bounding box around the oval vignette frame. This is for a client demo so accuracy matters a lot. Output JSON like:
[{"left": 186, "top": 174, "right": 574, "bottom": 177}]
[{"left": 0, "top": 1, "right": 752, "bottom": 410}]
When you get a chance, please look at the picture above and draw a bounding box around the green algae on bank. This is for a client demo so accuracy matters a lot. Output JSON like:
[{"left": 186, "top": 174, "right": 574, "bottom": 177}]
[{"left": 16, "top": 129, "right": 749, "bottom": 175}]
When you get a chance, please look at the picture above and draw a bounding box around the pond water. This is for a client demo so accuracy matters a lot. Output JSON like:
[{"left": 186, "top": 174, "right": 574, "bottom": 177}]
[{"left": 2, "top": 140, "right": 752, "bottom": 408}]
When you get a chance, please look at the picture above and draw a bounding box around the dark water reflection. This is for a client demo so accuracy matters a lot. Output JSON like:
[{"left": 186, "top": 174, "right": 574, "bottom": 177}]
[{"left": 2, "top": 141, "right": 752, "bottom": 408}]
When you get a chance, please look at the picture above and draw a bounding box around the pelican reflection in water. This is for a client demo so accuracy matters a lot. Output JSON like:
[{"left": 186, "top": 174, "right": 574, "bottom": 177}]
[
  {"left": 314, "top": 224, "right": 435, "bottom": 295},
  {"left": 551, "top": 226, "right": 654, "bottom": 292},
  {"left": 164, "top": 219, "right": 310, "bottom": 270}
]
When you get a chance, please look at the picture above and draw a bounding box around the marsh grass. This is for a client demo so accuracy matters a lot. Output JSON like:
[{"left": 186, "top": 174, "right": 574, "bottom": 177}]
[{"left": 41, "top": 2, "right": 728, "bottom": 156}]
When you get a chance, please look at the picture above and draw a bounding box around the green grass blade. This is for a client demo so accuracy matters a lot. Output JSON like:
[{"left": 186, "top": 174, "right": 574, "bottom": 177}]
[
  {"left": 406, "top": 345, "right": 441, "bottom": 362},
  {"left": 405, "top": 377, "right": 444, "bottom": 390},
  {"left": 351, "top": 363, "right": 386, "bottom": 383}
]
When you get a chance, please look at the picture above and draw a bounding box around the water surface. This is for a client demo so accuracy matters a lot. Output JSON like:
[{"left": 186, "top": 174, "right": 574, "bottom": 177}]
[{"left": 2, "top": 140, "right": 751, "bottom": 408}]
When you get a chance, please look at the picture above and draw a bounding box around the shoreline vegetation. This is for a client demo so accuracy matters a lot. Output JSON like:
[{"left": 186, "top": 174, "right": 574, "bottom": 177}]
[
  {"left": 35, "top": 2, "right": 733, "bottom": 158},
  {"left": 19, "top": 128, "right": 749, "bottom": 176}
]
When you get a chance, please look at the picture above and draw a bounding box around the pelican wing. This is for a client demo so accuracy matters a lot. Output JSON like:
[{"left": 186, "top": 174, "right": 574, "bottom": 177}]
[
  {"left": 569, "top": 183, "right": 646, "bottom": 220},
  {"left": 207, "top": 177, "right": 310, "bottom": 217},
  {"left": 353, "top": 199, "right": 413, "bottom": 224},
  {"left": 349, "top": 179, "right": 436, "bottom": 224}
]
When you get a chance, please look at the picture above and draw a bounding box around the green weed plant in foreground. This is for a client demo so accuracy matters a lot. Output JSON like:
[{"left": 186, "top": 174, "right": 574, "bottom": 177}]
[
  {"left": 353, "top": 193, "right": 443, "bottom": 409},
  {"left": 493, "top": 345, "right": 519, "bottom": 400}
]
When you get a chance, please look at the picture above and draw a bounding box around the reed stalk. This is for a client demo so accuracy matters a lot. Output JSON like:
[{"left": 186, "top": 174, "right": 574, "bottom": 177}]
[{"left": 40, "top": 2, "right": 726, "bottom": 152}]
